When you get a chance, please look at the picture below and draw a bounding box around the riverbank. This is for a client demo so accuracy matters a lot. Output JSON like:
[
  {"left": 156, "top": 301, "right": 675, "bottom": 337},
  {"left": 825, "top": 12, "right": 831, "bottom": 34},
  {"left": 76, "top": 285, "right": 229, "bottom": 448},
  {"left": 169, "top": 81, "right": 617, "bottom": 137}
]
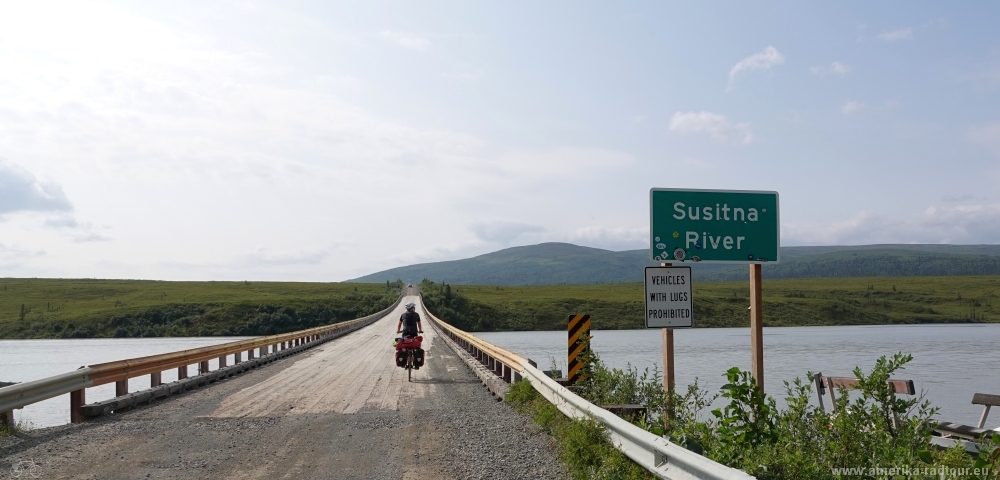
[
  {"left": 0, "top": 279, "right": 402, "bottom": 338},
  {"left": 420, "top": 276, "right": 999, "bottom": 331}
]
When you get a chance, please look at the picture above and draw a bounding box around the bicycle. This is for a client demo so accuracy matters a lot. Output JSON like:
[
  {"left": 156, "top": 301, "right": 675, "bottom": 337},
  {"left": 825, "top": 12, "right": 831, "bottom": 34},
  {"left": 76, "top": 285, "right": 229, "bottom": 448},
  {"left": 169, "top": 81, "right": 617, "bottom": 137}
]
[
  {"left": 394, "top": 335, "right": 425, "bottom": 382},
  {"left": 10, "top": 458, "right": 40, "bottom": 479}
]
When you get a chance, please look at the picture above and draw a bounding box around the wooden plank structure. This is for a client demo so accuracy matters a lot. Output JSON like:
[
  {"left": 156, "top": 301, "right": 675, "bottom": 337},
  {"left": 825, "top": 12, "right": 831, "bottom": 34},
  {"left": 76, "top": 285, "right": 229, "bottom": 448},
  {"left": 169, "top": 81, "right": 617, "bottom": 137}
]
[
  {"left": 934, "top": 393, "right": 1000, "bottom": 440},
  {"left": 567, "top": 314, "right": 591, "bottom": 385}
]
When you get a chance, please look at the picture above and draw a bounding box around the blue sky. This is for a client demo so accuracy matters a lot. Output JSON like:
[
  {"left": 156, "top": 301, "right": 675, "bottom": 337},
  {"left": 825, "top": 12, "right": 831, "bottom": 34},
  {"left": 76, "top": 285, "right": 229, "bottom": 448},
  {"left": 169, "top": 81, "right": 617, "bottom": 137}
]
[{"left": 1, "top": 1, "right": 999, "bottom": 280}]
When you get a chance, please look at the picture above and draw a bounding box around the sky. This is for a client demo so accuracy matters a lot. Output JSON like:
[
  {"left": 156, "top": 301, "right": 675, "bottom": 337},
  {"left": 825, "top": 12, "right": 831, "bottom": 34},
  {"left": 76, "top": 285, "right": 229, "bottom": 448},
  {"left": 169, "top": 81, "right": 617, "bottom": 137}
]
[{"left": 1, "top": 1, "right": 999, "bottom": 281}]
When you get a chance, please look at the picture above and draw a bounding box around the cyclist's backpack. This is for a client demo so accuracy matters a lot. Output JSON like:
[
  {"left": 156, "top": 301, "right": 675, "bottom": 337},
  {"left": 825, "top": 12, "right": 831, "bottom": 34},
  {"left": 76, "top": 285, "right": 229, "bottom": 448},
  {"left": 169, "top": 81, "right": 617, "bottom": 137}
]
[
  {"left": 395, "top": 350, "right": 407, "bottom": 367},
  {"left": 413, "top": 348, "right": 425, "bottom": 368}
]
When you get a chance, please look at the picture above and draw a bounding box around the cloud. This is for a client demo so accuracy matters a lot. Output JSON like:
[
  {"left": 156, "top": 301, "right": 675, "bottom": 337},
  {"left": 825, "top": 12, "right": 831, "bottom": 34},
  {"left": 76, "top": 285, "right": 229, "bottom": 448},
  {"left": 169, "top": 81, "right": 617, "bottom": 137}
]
[
  {"left": 380, "top": 30, "right": 431, "bottom": 52},
  {"left": 830, "top": 61, "right": 852, "bottom": 76},
  {"left": 0, "top": 161, "right": 72, "bottom": 215},
  {"left": 0, "top": 242, "right": 45, "bottom": 260},
  {"left": 469, "top": 221, "right": 545, "bottom": 245},
  {"left": 728, "top": 46, "right": 785, "bottom": 90},
  {"left": 877, "top": 28, "right": 913, "bottom": 41},
  {"left": 669, "top": 111, "right": 753, "bottom": 144},
  {"left": 942, "top": 194, "right": 985, "bottom": 203},
  {"left": 968, "top": 123, "right": 1000, "bottom": 157},
  {"left": 841, "top": 101, "right": 867, "bottom": 115},
  {"left": 567, "top": 226, "right": 647, "bottom": 251},
  {"left": 235, "top": 247, "right": 329, "bottom": 267},
  {"left": 812, "top": 61, "right": 852, "bottom": 77},
  {"left": 73, "top": 232, "right": 112, "bottom": 243},
  {"left": 784, "top": 204, "right": 1000, "bottom": 245}
]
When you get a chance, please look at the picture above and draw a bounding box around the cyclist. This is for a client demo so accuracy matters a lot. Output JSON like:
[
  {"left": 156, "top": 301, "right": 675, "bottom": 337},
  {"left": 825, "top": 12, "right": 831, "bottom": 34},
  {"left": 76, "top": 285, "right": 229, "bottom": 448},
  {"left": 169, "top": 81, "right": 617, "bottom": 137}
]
[{"left": 397, "top": 302, "right": 423, "bottom": 338}]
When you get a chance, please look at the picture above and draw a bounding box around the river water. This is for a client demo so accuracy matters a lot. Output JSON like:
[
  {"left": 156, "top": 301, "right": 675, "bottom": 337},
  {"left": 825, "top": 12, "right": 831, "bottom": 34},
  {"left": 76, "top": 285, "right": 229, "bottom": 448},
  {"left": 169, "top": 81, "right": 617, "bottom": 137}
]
[
  {"left": 4, "top": 324, "right": 999, "bottom": 429},
  {"left": 479, "top": 324, "right": 1000, "bottom": 427},
  {"left": 0, "top": 337, "right": 251, "bottom": 428}
]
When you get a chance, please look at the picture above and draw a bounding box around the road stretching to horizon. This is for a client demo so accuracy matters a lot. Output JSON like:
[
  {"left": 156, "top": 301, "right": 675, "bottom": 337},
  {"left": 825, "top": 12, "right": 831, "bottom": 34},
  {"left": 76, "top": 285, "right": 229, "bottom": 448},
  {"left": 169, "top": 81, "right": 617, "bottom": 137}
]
[{"left": 0, "top": 296, "right": 567, "bottom": 479}]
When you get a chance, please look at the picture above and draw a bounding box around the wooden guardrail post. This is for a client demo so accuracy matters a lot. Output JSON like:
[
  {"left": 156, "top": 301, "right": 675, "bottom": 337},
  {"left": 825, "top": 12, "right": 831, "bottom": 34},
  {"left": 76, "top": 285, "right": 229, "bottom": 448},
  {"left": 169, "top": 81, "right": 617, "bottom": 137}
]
[
  {"left": 178, "top": 365, "right": 188, "bottom": 380},
  {"left": 116, "top": 380, "right": 128, "bottom": 397},
  {"left": 258, "top": 347, "right": 266, "bottom": 358},
  {"left": 235, "top": 352, "right": 242, "bottom": 363},
  {"left": 1, "top": 409, "right": 13, "bottom": 428},
  {"left": 248, "top": 349, "right": 255, "bottom": 360},
  {"left": 151, "top": 372, "right": 161, "bottom": 388},
  {"left": 70, "top": 388, "right": 85, "bottom": 423},
  {"left": 218, "top": 355, "right": 227, "bottom": 368},
  {"left": 199, "top": 361, "right": 210, "bottom": 375}
]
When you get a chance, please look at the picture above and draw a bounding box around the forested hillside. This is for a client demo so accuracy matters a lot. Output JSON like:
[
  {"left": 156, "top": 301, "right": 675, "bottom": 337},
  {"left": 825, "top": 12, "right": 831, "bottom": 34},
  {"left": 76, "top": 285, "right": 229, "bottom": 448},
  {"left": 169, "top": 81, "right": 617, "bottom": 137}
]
[{"left": 351, "top": 243, "right": 1000, "bottom": 285}]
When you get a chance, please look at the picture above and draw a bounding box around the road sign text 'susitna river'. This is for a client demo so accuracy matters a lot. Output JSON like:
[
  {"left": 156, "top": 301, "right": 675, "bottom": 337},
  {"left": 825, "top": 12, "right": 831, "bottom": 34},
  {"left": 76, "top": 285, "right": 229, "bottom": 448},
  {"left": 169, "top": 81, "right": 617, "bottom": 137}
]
[{"left": 650, "top": 188, "right": 779, "bottom": 264}]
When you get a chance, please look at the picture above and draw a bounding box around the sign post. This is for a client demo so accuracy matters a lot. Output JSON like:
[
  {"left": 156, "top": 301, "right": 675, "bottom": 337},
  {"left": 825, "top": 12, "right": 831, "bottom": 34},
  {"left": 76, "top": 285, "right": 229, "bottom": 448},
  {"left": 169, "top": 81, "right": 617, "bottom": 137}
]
[
  {"left": 650, "top": 188, "right": 779, "bottom": 391},
  {"left": 645, "top": 263, "right": 692, "bottom": 418}
]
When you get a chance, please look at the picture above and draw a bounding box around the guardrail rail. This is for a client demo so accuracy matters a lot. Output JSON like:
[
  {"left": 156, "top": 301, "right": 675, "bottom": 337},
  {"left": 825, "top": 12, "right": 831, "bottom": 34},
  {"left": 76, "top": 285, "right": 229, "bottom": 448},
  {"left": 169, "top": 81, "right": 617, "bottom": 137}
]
[
  {"left": 423, "top": 299, "right": 755, "bottom": 480},
  {"left": 0, "top": 295, "right": 402, "bottom": 425}
]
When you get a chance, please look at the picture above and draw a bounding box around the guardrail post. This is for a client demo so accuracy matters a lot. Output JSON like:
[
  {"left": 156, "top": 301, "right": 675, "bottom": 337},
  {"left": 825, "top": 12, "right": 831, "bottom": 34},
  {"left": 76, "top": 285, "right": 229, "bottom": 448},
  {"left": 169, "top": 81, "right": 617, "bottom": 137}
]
[
  {"left": 199, "top": 361, "right": 210, "bottom": 375},
  {"left": 281, "top": 341, "right": 287, "bottom": 350},
  {"left": 178, "top": 365, "right": 188, "bottom": 380},
  {"left": 1, "top": 409, "right": 13, "bottom": 428},
  {"left": 70, "top": 388, "right": 85, "bottom": 423},
  {"left": 248, "top": 349, "right": 255, "bottom": 360},
  {"left": 151, "top": 372, "right": 162, "bottom": 388},
  {"left": 258, "top": 347, "right": 266, "bottom": 357},
  {"left": 503, "top": 364, "right": 512, "bottom": 383},
  {"left": 235, "top": 352, "right": 242, "bottom": 363},
  {"left": 116, "top": 380, "right": 128, "bottom": 397},
  {"left": 219, "top": 355, "right": 227, "bottom": 368}
]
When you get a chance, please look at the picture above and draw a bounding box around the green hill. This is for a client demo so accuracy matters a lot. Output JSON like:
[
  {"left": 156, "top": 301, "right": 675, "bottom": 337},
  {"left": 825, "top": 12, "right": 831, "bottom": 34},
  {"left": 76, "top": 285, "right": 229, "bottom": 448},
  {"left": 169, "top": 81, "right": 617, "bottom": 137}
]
[{"left": 350, "top": 243, "right": 1000, "bottom": 285}]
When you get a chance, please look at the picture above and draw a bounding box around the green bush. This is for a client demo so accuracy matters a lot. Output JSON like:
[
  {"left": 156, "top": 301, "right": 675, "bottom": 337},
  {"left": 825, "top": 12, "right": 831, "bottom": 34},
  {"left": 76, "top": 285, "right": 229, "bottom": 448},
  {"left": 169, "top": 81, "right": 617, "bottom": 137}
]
[{"left": 522, "top": 346, "right": 1000, "bottom": 480}]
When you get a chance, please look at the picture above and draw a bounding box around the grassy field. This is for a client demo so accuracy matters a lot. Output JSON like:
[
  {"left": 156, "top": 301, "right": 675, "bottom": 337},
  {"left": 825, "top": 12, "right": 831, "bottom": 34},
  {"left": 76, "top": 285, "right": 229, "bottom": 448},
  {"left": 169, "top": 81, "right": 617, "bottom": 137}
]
[
  {"left": 421, "top": 276, "right": 1000, "bottom": 331},
  {"left": 0, "top": 279, "right": 401, "bottom": 338},
  {"left": 2, "top": 276, "right": 997, "bottom": 338}
]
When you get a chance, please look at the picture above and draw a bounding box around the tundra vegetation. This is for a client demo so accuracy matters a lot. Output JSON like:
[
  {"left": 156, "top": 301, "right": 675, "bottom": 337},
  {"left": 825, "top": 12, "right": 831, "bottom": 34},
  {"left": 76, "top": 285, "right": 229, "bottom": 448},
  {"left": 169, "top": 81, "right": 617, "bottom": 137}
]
[
  {"left": 420, "top": 276, "right": 998, "bottom": 331},
  {"left": 0, "top": 279, "right": 402, "bottom": 338},
  {"left": 507, "top": 348, "right": 1000, "bottom": 480}
]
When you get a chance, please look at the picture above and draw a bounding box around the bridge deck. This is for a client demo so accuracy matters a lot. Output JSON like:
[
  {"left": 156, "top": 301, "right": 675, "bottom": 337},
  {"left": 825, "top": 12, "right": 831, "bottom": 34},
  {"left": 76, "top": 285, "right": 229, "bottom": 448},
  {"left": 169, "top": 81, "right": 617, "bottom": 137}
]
[{"left": 0, "top": 295, "right": 567, "bottom": 479}]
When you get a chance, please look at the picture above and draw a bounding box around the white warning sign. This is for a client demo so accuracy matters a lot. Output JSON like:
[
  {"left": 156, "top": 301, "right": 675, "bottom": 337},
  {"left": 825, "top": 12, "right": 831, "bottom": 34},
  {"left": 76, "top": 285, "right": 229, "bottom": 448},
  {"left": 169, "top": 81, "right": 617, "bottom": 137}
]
[{"left": 644, "top": 266, "right": 693, "bottom": 328}]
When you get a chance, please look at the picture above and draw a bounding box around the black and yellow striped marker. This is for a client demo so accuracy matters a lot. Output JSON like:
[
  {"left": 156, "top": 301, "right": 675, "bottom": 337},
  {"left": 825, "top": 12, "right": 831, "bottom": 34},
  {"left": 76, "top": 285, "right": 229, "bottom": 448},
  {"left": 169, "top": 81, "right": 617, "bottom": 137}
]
[{"left": 567, "top": 314, "right": 591, "bottom": 384}]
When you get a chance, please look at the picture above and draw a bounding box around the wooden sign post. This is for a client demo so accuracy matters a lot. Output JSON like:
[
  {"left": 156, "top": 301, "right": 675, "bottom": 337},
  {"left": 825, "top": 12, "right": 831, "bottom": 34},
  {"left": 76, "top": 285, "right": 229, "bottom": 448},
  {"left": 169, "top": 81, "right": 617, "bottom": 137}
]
[
  {"left": 749, "top": 263, "right": 764, "bottom": 389},
  {"left": 659, "top": 262, "right": 675, "bottom": 397}
]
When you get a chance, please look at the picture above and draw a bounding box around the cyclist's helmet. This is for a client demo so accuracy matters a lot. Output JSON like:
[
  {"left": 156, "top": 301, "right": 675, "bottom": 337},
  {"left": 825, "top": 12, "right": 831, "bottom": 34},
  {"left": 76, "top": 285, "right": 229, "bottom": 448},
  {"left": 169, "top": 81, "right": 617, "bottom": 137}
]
[{"left": 405, "top": 302, "right": 416, "bottom": 310}]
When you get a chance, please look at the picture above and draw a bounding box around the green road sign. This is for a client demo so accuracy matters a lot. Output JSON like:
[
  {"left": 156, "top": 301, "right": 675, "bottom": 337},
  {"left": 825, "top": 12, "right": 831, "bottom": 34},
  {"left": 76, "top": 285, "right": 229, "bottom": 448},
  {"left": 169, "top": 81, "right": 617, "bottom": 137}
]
[{"left": 650, "top": 188, "right": 779, "bottom": 264}]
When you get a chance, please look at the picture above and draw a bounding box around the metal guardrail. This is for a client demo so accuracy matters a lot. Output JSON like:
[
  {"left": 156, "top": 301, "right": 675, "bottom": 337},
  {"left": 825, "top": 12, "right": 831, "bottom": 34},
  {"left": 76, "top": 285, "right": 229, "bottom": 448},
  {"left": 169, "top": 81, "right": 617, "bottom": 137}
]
[
  {"left": 0, "top": 295, "right": 402, "bottom": 425},
  {"left": 422, "top": 299, "right": 754, "bottom": 480}
]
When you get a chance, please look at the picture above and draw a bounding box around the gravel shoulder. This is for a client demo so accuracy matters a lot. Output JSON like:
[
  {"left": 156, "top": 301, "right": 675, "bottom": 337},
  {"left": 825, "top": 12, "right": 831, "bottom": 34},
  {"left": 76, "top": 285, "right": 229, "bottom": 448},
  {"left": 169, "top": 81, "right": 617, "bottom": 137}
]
[{"left": 0, "top": 296, "right": 568, "bottom": 479}]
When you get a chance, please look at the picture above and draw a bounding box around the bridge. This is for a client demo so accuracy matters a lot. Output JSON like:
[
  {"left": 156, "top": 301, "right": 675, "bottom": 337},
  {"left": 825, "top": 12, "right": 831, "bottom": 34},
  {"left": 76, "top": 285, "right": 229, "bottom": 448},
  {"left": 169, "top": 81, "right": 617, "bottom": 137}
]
[{"left": 1, "top": 290, "right": 752, "bottom": 479}]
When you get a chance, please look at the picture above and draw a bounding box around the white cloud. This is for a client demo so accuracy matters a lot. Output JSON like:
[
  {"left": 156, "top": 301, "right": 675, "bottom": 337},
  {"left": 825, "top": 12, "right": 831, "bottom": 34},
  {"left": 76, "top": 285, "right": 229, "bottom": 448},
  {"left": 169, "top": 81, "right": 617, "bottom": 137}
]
[
  {"left": 942, "top": 194, "right": 985, "bottom": 203},
  {"left": 728, "top": 46, "right": 785, "bottom": 90},
  {"left": 669, "top": 111, "right": 753, "bottom": 144},
  {"left": 830, "top": 61, "right": 852, "bottom": 76},
  {"left": 469, "top": 222, "right": 545, "bottom": 246},
  {"left": 235, "top": 247, "right": 329, "bottom": 267},
  {"left": 380, "top": 30, "right": 431, "bottom": 52},
  {"left": 841, "top": 101, "right": 867, "bottom": 115},
  {"left": 567, "top": 226, "right": 647, "bottom": 251},
  {"left": 784, "top": 204, "right": 1000, "bottom": 245},
  {"left": 0, "top": 161, "right": 73, "bottom": 215},
  {"left": 811, "top": 61, "right": 852, "bottom": 77},
  {"left": 877, "top": 28, "right": 913, "bottom": 41}
]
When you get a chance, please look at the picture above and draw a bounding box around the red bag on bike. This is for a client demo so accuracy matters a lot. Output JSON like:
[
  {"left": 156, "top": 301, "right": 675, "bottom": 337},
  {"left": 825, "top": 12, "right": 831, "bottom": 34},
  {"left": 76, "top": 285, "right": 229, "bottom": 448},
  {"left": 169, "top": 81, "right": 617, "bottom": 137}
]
[{"left": 395, "top": 335, "right": 423, "bottom": 350}]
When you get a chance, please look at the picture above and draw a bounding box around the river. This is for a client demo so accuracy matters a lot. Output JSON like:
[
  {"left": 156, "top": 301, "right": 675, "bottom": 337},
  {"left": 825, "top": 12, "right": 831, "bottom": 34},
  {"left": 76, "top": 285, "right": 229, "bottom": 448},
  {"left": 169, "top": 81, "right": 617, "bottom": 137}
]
[
  {"left": 3, "top": 324, "right": 998, "bottom": 429},
  {"left": 0, "top": 337, "right": 251, "bottom": 428},
  {"left": 479, "top": 324, "right": 1000, "bottom": 427}
]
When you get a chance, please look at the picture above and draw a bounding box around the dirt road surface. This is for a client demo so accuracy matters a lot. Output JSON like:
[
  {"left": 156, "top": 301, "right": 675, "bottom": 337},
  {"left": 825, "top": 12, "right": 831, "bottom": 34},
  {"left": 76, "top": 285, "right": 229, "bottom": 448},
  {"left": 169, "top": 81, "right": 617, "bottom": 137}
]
[{"left": 0, "top": 296, "right": 567, "bottom": 479}]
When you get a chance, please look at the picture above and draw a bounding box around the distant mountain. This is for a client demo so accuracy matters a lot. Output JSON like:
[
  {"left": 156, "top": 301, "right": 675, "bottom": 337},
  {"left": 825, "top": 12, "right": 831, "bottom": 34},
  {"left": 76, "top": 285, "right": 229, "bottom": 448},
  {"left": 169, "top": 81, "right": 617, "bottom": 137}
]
[{"left": 349, "top": 242, "right": 1000, "bottom": 285}]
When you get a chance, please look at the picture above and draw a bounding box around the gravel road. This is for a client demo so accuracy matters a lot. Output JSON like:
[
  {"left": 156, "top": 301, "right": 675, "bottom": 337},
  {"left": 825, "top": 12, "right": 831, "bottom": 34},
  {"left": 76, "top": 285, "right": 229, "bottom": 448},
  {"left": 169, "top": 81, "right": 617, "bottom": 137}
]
[{"left": 0, "top": 296, "right": 568, "bottom": 479}]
